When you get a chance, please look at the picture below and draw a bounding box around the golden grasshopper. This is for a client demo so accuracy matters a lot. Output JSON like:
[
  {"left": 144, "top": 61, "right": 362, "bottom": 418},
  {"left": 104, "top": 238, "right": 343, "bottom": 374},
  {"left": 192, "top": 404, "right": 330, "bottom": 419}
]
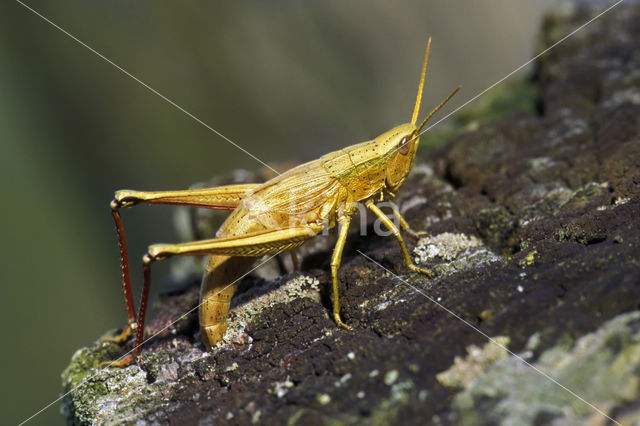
[{"left": 102, "top": 38, "right": 460, "bottom": 367}]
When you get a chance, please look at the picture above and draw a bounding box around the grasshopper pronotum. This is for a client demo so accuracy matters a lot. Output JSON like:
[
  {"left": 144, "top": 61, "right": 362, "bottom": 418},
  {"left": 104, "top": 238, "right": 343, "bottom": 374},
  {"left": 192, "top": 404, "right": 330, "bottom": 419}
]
[{"left": 102, "top": 38, "right": 460, "bottom": 367}]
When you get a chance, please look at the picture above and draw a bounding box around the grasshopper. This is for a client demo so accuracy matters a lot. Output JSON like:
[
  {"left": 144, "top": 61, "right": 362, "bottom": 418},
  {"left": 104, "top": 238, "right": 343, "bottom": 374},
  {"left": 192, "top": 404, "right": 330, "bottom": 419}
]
[{"left": 102, "top": 38, "right": 460, "bottom": 367}]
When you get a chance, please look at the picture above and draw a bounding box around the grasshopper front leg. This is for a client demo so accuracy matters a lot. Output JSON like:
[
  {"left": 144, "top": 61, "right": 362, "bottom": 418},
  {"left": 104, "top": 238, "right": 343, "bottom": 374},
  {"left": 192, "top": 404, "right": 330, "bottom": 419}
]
[
  {"left": 366, "top": 199, "right": 435, "bottom": 278},
  {"left": 389, "top": 201, "right": 430, "bottom": 239}
]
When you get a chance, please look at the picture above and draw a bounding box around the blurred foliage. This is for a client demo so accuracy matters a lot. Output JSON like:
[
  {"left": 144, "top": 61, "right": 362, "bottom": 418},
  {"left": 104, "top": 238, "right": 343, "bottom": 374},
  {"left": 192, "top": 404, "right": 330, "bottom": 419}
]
[
  {"left": 420, "top": 79, "right": 539, "bottom": 151},
  {"left": 455, "top": 79, "right": 539, "bottom": 127}
]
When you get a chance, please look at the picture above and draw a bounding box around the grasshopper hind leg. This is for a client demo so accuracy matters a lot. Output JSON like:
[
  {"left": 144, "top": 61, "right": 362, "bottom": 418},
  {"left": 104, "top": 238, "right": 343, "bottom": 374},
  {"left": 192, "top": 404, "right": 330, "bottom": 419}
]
[
  {"left": 101, "top": 200, "right": 137, "bottom": 346},
  {"left": 101, "top": 323, "right": 136, "bottom": 345},
  {"left": 102, "top": 184, "right": 259, "bottom": 351},
  {"left": 200, "top": 256, "right": 255, "bottom": 349}
]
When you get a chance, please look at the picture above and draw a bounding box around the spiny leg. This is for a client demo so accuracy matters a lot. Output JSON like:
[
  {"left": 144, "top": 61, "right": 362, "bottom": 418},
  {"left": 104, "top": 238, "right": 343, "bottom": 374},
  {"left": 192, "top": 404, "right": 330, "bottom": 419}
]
[
  {"left": 389, "top": 201, "right": 430, "bottom": 239},
  {"left": 330, "top": 215, "right": 353, "bottom": 330},
  {"left": 101, "top": 201, "right": 137, "bottom": 344},
  {"left": 102, "top": 184, "right": 259, "bottom": 346},
  {"left": 100, "top": 225, "right": 321, "bottom": 367},
  {"left": 100, "top": 253, "right": 152, "bottom": 368},
  {"left": 366, "top": 200, "right": 435, "bottom": 278}
]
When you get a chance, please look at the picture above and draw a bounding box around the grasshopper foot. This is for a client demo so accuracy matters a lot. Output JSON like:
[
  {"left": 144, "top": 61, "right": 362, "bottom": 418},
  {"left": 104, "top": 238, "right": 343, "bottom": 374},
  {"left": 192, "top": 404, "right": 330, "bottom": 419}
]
[
  {"left": 101, "top": 323, "right": 135, "bottom": 345},
  {"left": 408, "top": 264, "right": 436, "bottom": 279},
  {"left": 333, "top": 312, "right": 352, "bottom": 330},
  {"left": 405, "top": 229, "right": 430, "bottom": 240},
  {"left": 98, "top": 353, "right": 137, "bottom": 369}
]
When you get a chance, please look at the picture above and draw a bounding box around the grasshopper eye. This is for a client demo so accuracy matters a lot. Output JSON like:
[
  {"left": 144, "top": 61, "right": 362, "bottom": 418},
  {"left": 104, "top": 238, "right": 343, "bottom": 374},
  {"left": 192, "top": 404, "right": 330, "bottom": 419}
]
[{"left": 398, "top": 136, "right": 411, "bottom": 155}]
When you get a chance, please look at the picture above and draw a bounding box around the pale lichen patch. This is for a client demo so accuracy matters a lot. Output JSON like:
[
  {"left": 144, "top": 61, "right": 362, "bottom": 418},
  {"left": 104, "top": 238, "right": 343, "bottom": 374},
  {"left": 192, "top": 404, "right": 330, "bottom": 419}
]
[
  {"left": 374, "top": 298, "right": 407, "bottom": 312},
  {"left": 450, "top": 312, "right": 640, "bottom": 424},
  {"left": 615, "top": 196, "right": 630, "bottom": 206},
  {"left": 271, "top": 376, "right": 294, "bottom": 398},
  {"left": 317, "top": 393, "right": 331, "bottom": 405},
  {"left": 436, "top": 336, "right": 510, "bottom": 389},
  {"left": 334, "top": 373, "right": 352, "bottom": 388},
  {"left": 155, "top": 361, "right": 179, "bottom": 382},
  {"left": 414, "top": 233, "right": 483, "bottom": 263},
  {"left": 390, "top": 379, "right": 414, "bottom": 402},
  {"left": 604, "top": 87, "right": 640, "bottom": 107},
  {"left": 384, "top": 369, "right": 399, "bottom": 386},
  {"left": 217, "top": 274, "right": 322, "bottom": 347},
  {"left": 413, "top": 232, "right": 502, "bottom": 275}
]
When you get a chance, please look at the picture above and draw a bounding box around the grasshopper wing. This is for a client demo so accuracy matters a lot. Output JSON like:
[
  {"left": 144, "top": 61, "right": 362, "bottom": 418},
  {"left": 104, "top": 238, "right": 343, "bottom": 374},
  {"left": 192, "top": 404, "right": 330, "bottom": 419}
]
[{"left": 243, "top": 159, "right": 343, "bottom": 219}]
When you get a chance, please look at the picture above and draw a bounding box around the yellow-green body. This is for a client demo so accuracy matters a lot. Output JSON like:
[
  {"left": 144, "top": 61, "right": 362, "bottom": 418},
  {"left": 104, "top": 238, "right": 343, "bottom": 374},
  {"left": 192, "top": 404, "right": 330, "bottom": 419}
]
[
  {"left": 101, "top": 38, "right": 460, "bottom": 366},
  {"left": 199, "top": 123, "right": 420, "bottom": 346}
]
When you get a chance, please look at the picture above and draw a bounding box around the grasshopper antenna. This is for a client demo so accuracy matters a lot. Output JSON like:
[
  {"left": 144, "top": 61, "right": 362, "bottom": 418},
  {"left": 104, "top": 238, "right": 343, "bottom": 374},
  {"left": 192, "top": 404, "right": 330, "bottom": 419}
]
[
  {"left": 414, "top": 85, "right": 461, "bottom": 135},
  {"left": 411, "top": 37, "right": 431, "bottom": 126}
]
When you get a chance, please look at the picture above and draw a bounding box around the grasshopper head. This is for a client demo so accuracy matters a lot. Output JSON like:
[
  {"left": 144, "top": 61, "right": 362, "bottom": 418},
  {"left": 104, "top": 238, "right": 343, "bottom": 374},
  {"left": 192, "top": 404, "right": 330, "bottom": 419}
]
[{"left": 382, "top": 123, "right": 421, "bottom": 191}]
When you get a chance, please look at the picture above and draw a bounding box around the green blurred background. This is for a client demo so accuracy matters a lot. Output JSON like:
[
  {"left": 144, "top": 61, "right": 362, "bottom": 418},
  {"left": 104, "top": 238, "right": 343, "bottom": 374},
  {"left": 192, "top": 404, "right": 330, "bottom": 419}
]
[{"left": 1, "top": 1, "right": 557, "bottom": 424}]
